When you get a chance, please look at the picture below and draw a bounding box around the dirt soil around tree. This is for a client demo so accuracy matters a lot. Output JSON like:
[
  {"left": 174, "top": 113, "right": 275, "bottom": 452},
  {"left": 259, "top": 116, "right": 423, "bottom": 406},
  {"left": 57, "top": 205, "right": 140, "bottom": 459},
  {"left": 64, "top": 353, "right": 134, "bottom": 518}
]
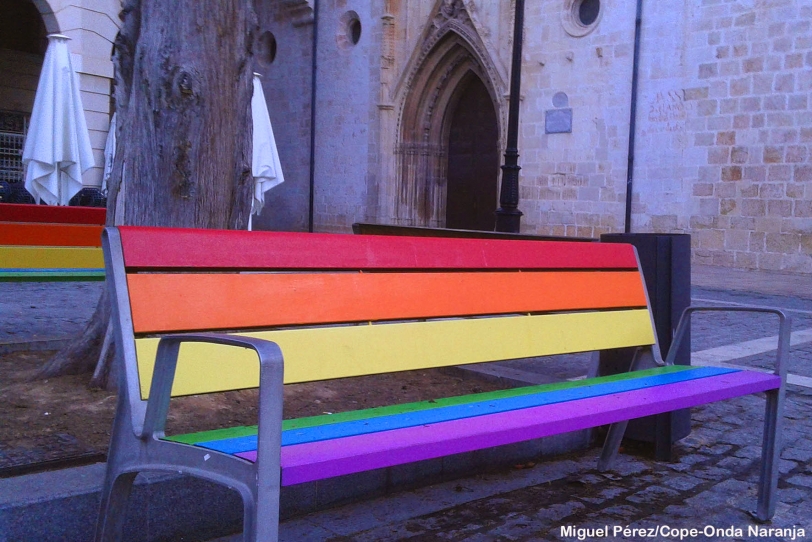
[{"left": 0, "top": 349, "right": 511, "bottom": 474}]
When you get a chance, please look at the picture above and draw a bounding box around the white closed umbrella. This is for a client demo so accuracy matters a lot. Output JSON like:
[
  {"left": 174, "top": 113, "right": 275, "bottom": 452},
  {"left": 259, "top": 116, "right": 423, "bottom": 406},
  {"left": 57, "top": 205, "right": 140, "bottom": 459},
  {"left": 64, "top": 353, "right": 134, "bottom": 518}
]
[
  {"left": 249, "top": 73, "right": 284, "bottom": 230},
  {"left": 22, "top": 34, "right": 95, "bottom": 206},
  {"left": 102, "top": 112, "right": 116, "bottom": 193}
]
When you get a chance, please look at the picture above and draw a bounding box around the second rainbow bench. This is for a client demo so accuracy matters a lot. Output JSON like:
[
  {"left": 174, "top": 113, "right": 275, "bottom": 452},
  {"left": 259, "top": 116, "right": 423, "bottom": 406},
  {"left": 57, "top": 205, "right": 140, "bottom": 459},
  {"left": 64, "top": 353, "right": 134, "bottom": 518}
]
[{"left": 0, "top": 203, "right": 105, "bottom": 282}]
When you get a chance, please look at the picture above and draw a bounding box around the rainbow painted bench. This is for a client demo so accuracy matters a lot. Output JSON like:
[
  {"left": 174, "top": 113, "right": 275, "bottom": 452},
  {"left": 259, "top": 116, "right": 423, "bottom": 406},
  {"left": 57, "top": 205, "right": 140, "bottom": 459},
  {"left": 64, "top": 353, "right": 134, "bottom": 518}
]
[
  {"left": 0, "top": 203, "right": 105, "bottom": 281},
  {"left": 96, "top": 226, "right": 789, "bottom": 541}
]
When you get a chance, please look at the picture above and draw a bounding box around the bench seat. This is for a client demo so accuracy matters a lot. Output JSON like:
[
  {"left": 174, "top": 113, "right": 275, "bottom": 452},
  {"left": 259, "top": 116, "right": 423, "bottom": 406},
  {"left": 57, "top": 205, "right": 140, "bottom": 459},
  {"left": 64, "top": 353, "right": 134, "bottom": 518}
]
[{"left": 165, "top": 366, "right": 780, "bottom": 486}]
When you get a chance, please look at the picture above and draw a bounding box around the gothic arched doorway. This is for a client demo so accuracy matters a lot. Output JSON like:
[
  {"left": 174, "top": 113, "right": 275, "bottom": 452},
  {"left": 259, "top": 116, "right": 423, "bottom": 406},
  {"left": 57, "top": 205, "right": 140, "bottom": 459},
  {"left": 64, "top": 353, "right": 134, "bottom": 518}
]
[
  {"left": 445, "top": 75, "right": 499, "bottom": 231},
  {"left": 395, "top": 27, "right": 504, "bottom": 229}
]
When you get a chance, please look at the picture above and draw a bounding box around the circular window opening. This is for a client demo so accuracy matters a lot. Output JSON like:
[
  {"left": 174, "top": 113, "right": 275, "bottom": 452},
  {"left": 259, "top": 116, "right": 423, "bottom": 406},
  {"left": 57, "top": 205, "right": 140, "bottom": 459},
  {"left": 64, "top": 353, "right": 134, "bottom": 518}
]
[
  {"left": 578, "top": 0, "right": 600, "bottom": 26},
  {"left": 257, "top": 31, "right": 277, "bottom": 65},
  {"left": 349, "top": 18, "right": 362, "bottom": 45},
  {"left": 562, "top": 0, "right": 603, "bottom": 37},
  {"left": 337, "top": 11, "right": 362, "bottom": 50}
]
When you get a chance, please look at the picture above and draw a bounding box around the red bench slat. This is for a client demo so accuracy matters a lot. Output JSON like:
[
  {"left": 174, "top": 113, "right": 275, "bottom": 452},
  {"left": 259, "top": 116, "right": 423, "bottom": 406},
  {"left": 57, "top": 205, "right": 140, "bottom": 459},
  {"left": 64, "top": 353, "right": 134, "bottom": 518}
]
[
  {"left": 0, "top": 203, "right": 106, "bottom": 225},
  {"left": 117, "top": 226, "right": 639, "bottom": 270}
]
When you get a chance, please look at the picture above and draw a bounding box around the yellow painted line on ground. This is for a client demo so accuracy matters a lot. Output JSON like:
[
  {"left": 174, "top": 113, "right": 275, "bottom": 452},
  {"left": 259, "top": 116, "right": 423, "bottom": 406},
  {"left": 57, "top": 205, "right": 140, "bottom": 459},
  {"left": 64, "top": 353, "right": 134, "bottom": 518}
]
[{"left": 134, "top": 309, "right": 656, "bottom": 399}]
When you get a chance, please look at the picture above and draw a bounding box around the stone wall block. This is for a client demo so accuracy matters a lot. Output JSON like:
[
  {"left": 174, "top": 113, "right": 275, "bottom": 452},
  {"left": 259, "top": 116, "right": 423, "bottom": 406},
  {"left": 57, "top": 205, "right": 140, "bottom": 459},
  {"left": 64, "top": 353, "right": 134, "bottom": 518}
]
[
  {"left": 744, "top": 165, "right": 767, "bottom": 182},
  {"left": 733, "top": 115, "right": 750, "bottom": 129},
  {"left": 753, "top": 73, "right": 774, "bottom": 94},
  {"left": 767, "top": 165, "right": 792, "bottom": 182},
  {"left": 708, "top": 147, "right": 730, "bottom": 164},
  {"left": 785, "top": 53, "right": 803, "bottom": 69},
  {"left": 763, "top": 146, "right": 785, "bottom": 163},
  {"left": 721, "top": 166, "right": 742, "bottom": 181},
  {"left": 730, "top": 77, "right": 751, "bottom": 96},
  {"left": 766, "top": 232, "right": 800, "bottom": 253},
  {"left": 795, "top": 165, "right": 812, "bottom": 182},
  {"left": 795, "top": 200, "right": 812, "bottom": 218},
  {"left": 740, "top": 184, "right": 759, "bottom": 198},
  {"left": 735, "top": 251, "right": 759, "bottom": 268},
  {"left": 684, "top": 86, "right": 710, "bottom": 100},
  {"left": 711, "top": 250, "right": 735, "bottom": 266},
  {"left": 720, "top": 198, "right": 737, "bottom": 215},
  {"left": 786, "top": 146, "right": 808, "bottom": 163},
  {"left": 767, "top": 199, "right": 792, "bottom": 217},
  {"left": 731, "top": 146, "right": 749, "bottom": 163},
  {"left": 758, "top": 252, "right": 784, "bottom": 271},
  {"left": 786, "top": 183, "right": 805, "bottom": 198},
  {"left": 729, "top": 216, "right": 755, "bottom": 230},
  {"left": 716, "top": 131, "right": 736, "bottom": 145},
  {"left": 742, "top": 199, "right": 766, "bottom": 217},
  {"left": 725, "top": 229, "right": 749, "bottom": 250},
  {"left": 743, "top": 56, "right": 764, "bottom": 73},
  {"left": 749, "top": 231, "right": 766, "bottom": 251},
  {"left": 788, "top": 94, "right": 808, "bottom": 110}
]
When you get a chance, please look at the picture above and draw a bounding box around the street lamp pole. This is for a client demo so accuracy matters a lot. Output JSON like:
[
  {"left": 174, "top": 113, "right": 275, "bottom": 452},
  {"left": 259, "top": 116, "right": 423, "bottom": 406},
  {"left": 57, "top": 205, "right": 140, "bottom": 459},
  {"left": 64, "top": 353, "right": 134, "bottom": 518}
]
[{"left": 494, "top": 0, "right": 525, "bottom": 233}]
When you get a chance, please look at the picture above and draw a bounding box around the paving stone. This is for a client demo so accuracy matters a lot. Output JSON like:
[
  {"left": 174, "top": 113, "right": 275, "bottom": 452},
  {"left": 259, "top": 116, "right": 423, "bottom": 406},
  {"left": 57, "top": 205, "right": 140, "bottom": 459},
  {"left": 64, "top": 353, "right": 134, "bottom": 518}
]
[
  {"left": 782, "top": 447, "right": 812, "bottom": 462},
  {"left": 717, "top": 456, "right": 753, "bottom": 470},
  {"left": 660, "top": 474, "right": 705, "bottom": 491},
  {"left": 785, "top": 474, "right": 812, "bottom": 488},
  {"left": 625, "top": 485, "right": 681, "bottom": 504}
]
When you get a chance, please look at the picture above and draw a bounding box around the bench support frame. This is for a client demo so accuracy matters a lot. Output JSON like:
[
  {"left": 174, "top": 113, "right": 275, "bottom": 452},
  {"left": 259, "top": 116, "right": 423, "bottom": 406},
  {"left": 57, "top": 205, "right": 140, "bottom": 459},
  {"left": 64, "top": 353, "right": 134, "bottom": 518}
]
[{"left": 598, "top": 306, "right": 790, "bottom": 522}]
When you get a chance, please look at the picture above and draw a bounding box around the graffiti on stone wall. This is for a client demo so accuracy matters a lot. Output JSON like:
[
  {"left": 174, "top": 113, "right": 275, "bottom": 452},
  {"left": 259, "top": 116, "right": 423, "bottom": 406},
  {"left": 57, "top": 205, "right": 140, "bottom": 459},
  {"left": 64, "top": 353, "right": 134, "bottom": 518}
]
[{"left": 647, "top": 90, "right": 689, "bottom": 132}]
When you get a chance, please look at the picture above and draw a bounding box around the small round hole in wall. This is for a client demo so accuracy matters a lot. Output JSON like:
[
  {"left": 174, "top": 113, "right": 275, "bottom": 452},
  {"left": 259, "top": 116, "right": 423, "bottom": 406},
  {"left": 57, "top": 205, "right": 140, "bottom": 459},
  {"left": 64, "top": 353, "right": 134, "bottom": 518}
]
[
  {"left": 562, "top": 0, "right": 603, "bottom": 37},
  {"left": 257, "top": 31, "right": 277, "bottom": 65},
  {"left": 337, "top": 11, "right": 362, "bottom": 50}
]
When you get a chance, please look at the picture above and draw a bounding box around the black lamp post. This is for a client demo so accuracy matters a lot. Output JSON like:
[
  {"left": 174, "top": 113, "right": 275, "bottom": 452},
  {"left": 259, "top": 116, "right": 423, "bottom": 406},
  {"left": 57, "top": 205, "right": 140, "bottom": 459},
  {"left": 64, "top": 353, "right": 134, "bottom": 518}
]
[{"left": 494, "top": 0, "right": 525, "bottom": 233}]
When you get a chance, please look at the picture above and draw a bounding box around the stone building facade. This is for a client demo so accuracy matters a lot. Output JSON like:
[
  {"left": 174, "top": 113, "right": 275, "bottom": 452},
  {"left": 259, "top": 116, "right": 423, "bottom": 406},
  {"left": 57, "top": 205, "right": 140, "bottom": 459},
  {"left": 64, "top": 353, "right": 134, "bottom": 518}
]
[
  {"left": 0, "top": 0, "right": 119, "bottom": 190},
  {"left": 2, "top": 0, "right": 809, "bottom": 272},
  {"left": 259, "top": 0, "right": 811, "bottom": 272}
]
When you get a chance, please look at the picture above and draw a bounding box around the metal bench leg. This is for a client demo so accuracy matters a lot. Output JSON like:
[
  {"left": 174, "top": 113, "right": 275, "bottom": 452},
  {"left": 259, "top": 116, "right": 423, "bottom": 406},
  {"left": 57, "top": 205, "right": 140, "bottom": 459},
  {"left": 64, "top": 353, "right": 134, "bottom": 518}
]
[
  {"left": 754, "top": 387, "right": 785, "bottom": 522},
  {"left": 95, "top": 470, "right": 137, "bottom": 542},
  {"left": 597, "top": 347, "right": 654, "bottom": 472},
  {"left": 598, "top": 420, "right": 628, "bottom": 472}
]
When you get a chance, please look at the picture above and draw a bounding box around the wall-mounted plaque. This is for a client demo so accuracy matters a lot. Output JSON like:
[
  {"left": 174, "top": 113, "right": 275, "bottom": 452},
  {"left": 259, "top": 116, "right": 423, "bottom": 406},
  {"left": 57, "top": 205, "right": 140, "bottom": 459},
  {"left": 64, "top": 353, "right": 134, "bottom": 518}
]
[{"left": 545, "top": 108, "right": 572, "bottom": 134}]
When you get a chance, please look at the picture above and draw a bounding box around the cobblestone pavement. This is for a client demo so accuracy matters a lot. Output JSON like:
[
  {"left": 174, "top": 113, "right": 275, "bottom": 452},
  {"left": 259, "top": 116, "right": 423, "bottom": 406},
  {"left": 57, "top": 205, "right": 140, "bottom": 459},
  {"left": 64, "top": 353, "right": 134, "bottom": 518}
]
[{"left": 0, "top": 281, "right": 103, "bottom": 345}]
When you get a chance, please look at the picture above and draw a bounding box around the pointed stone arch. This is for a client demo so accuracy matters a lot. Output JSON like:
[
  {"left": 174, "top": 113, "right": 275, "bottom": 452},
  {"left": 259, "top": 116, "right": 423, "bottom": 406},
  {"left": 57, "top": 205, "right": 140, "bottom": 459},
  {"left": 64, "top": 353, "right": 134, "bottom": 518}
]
[{"left": 394, "top": 13, "right": 505, "bottom": 227}]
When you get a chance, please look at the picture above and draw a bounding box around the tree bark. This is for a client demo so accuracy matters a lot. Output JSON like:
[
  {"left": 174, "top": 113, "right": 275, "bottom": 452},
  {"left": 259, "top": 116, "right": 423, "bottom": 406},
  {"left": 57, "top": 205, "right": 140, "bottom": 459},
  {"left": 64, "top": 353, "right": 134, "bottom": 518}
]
[{"left": 37, "top": 0, "right": 257, "bottom": 388}]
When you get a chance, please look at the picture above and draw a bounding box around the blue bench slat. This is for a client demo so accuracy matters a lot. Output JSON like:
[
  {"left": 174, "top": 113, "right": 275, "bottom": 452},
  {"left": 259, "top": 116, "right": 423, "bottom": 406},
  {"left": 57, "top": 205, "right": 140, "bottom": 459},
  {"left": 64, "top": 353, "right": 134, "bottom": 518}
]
[{"left": 193, "top": 366, "right": 737, "bottom": 455}]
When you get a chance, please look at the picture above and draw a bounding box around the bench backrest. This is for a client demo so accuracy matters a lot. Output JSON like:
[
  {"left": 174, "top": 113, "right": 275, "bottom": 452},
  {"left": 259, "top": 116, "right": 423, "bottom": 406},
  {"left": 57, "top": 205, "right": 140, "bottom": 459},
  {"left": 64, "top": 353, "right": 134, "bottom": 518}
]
[{"left": 104, "top": 226, "right": 657, "bottom": 417}]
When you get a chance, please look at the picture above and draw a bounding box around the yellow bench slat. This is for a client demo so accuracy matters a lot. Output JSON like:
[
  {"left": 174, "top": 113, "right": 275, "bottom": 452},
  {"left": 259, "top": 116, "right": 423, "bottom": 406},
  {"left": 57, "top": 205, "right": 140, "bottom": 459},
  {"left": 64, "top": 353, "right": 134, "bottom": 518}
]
[
  {"left": 134, "top": 309, "right": 656, "bottom": 399},
  {"left": 0, "top": 246, "right": 104, "bottom": 269}
]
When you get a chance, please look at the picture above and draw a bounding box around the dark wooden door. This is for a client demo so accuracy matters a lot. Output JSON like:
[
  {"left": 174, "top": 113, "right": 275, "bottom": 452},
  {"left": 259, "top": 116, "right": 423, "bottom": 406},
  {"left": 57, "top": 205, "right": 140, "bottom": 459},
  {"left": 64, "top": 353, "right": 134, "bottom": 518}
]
[{"left": 446, "top": 78, "right": 499, "bottom": 231}]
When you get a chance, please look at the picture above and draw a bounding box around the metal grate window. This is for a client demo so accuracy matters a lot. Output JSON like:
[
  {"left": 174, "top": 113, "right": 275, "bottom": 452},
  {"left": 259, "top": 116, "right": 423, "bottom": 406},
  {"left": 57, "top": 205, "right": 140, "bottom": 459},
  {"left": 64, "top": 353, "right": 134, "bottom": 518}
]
[{"left": 0, "top": 111, "right": 29, "bottom": 183}]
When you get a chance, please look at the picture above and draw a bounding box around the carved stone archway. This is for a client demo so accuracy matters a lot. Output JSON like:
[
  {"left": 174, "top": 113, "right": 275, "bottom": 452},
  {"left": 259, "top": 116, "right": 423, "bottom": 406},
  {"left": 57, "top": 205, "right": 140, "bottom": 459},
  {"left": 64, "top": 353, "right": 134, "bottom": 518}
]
[{"left": 394, "top": 3, "right": 505, "bottom": 227}]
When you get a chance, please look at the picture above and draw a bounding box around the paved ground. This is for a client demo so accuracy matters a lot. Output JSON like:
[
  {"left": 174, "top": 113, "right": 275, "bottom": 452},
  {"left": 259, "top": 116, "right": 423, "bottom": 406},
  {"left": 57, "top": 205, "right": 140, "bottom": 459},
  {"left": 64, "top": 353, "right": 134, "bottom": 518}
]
[{"left": 1, "top": 263, "right": 811, "bottom": 541}]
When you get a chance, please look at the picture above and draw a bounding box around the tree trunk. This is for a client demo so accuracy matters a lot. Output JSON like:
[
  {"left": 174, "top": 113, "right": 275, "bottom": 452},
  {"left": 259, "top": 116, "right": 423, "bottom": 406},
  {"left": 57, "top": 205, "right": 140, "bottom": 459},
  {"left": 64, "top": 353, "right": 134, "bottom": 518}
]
[{"left": 37, "top": 0, "right": 257, "bottom": 389}]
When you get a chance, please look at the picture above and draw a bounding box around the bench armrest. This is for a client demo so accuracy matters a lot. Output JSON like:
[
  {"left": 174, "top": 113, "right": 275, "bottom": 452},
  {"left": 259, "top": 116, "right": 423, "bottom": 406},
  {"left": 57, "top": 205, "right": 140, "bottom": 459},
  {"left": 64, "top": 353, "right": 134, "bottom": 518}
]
[
  {"left": 142, "top": 333, "right": 284, "bottom": 441},
  {"left": 667, "top": 305, "right": 791, "bottom": 379}
]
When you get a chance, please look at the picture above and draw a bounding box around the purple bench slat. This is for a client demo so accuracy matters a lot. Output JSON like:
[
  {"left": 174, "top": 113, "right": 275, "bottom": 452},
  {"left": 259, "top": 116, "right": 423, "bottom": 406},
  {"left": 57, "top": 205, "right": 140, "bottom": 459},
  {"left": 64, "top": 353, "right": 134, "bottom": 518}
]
[{"left": 238, "top": 370, "right": 780, "bottom": 486}]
